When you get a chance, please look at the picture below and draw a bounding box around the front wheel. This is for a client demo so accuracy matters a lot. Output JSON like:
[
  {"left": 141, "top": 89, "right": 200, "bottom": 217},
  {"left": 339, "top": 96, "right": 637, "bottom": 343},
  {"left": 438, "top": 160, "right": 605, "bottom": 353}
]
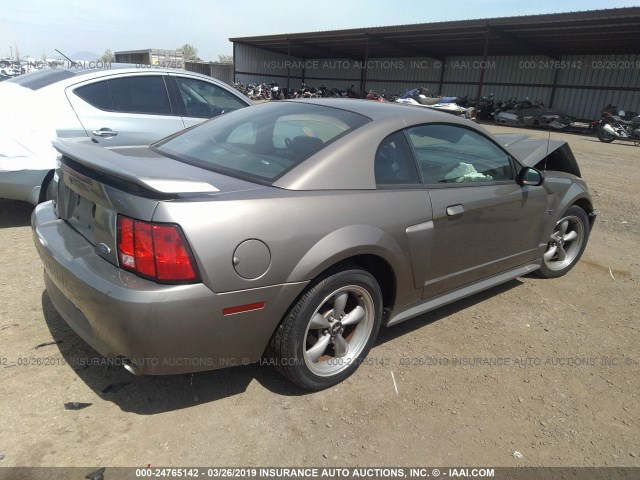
[
  {"left": 268, "top": 267, "right": 383, "bottom": 390},
  {"left": 536, "top": 205, "right": 590, "bottom": 279},
  {"left": 597, "top": 125, "right": 616, "bottom": 143}
]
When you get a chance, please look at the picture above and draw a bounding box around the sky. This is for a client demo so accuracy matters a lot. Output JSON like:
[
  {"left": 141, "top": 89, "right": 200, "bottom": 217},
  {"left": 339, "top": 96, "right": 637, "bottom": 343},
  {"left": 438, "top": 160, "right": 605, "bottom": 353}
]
[{"left": 1, "top": 0, "right": 639, "bottom": 60}]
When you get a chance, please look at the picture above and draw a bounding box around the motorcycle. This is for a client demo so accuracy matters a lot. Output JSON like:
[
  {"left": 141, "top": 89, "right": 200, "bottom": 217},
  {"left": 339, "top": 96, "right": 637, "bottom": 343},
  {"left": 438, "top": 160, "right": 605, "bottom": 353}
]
[
  {"left": 269, "top": 81, "right": 285, "bottom": 100},
  {"left": 366, "top": 89, "right": 388, "bottom": 102},
  {"left": 297, "top": 83, "right": 319, "bottom": 98},
  {"left": 346, "top": 85, "right": 363, "bottom": 99},
  {"left": 233, "top": 79, "right": 249, "bottom": 96},
  {"left": 476, "top": 94, "right": 496, "bottom": 121},
  {"left": 597, "top": 110, "right": 640, "bottom": 144}
]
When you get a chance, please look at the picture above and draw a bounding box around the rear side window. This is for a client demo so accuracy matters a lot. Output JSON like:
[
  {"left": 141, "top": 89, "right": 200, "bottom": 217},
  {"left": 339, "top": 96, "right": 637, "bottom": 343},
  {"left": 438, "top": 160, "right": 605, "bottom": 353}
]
[
  {"left": 109, "top": 76, "right": 171, "bottom": 115},
  {"left": 74, "top": 76, "right": 171, "bottom": 115},
  {"left": 75, "top": 82, "right": 113, "bottom": 110},
  {"left": 406, "top": 124, "right": 513, "bottom": 184}
]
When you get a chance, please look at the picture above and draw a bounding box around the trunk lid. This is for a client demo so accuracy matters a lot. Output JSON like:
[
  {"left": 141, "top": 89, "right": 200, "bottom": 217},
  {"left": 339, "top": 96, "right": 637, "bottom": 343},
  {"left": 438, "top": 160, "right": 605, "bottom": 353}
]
[{"left": 53, "top": 138, "right": 265, "bottom": 267}]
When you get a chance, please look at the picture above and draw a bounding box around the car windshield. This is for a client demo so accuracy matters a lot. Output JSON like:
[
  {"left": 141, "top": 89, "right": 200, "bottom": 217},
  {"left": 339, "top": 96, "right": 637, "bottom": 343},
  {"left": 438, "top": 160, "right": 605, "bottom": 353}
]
[{"left": 153, "top": 102, "right": 370, "bottom": 183}]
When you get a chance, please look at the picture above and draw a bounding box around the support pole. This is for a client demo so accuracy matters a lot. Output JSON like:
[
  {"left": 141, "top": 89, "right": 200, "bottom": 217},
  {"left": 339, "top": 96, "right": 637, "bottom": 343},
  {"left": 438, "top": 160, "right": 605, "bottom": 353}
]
[
  {"left": 286, "top": 38, "right": 291, "bottom": 90},
  {"left": 473, "top": 26, "right": 491, "bottom": 121},
  {"left": 360, "top": 35, "right": 370, "bottom": 94},
  {"left": 232, "top": 42, "right": 237, "bottom": 83},
  {"left": 437, "top": 57, "right": 446, "bottom": 94},
  {"left": 548, "top": 62, "right": 560, "bottom": 108}
]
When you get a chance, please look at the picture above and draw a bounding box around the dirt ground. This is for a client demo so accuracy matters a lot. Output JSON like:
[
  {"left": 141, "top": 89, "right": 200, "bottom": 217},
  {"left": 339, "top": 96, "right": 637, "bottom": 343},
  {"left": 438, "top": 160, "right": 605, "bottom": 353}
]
[{"left": 0, "top": 124, "right": 638, "bottom": 469}]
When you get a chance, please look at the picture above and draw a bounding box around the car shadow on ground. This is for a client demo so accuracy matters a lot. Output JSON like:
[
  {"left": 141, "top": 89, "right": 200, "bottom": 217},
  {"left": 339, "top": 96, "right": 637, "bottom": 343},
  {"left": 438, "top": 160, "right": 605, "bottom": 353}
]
[
  {"left": 376, "top": 279, "right": 522, "bottom": 345},
  {"left": 41, "top": 279, "right": 524, "bottom": 414},
  {"left": 0, "top": 200, "right": 33, "bottom": 228},
  {"left": 41, "top": 291, "right": 304, "bottom": 414}
]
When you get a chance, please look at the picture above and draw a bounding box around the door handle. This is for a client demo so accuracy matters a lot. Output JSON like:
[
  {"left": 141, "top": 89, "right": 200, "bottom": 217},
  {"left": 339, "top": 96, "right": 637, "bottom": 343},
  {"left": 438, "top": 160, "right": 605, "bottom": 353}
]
[
  {"left": 92, "top": 128, "right": 118, "bottom": 137},
  {"left": 446, "top": 204, "right": 465, "bottom": 216}
]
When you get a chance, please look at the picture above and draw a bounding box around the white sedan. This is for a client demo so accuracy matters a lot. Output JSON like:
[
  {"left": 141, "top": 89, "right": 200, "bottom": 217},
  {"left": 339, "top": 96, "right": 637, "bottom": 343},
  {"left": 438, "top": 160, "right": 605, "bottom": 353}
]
[{"left": 0, "top": 65, "right": 251, "bottom": 204}]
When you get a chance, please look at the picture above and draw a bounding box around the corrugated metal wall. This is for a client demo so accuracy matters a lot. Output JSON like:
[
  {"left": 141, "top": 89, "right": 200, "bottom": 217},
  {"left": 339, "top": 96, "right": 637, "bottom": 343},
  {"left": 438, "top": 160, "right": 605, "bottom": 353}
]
[
  {"left": 149, "top": 49, "right": 183, "bottom": 66},
  {"left": 114, "top": 52, "right": 150, "bottom": 65},
  {"left": 234, "top": 43, "right": 640, "bottom": 120},
  {"left": 234, "top": 44, "right": 304, "bottom": 87},
  {"left": 114, "top": 49, "right": 183, "bottom": 67},
  {"left": 441, "top": 55, "right": 555, "bottom": 106},
  {"left": 553, "top": 54, "right": 640, "bottom": 119},
  {"left": 211, "top": 63, "right": 234, "bottom": 85},
  {"left": 185, "top": 62, "right": 235, "bottom": 85},
  {"left": 184, "top": 62, "right": 210, "bottom": 75}
]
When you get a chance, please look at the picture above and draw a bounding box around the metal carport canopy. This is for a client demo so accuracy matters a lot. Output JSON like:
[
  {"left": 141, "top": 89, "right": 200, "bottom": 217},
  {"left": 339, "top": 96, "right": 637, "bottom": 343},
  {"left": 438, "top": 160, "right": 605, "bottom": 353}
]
[{"left": 230, "top": 7, "right": 640, "bottom": 60}]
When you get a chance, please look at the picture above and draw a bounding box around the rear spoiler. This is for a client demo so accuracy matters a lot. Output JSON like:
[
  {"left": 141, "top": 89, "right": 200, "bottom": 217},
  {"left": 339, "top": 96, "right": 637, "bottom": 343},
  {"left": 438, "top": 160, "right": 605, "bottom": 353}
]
[{"left": 53, "top": 139, "right": 219, "bottom": 195}]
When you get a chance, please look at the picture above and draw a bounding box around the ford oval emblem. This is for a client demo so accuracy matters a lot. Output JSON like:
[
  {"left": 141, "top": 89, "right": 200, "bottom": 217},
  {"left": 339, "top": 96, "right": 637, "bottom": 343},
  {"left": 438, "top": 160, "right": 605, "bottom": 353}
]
[{"left": 98, "top": 243, "right": 111, "bottom": 254}]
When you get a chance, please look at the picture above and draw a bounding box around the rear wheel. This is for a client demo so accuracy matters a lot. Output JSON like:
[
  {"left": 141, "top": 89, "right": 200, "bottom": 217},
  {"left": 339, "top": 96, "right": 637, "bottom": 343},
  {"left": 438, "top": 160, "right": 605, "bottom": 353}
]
[
  {"left": 597, "top": 125, "right": 616, "bottom": 143},
  {"left": 268, "top": 267, "right": 383, "bottom": 390},
  {"left": 537, "top": 205, "right": 589, "bottom": 279}
]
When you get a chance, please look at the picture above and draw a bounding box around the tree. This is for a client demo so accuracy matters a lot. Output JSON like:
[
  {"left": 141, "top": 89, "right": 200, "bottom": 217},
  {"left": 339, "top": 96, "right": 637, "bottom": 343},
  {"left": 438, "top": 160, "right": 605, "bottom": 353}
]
[
  {"left": 179, "top": 44, "right": 200, "bottom": 62},
  {"left": 101, "top": 49, "right": 115, "bottom": 63},
  {"left": 217, "top": 54, "right": 233, "bottom": 64}
]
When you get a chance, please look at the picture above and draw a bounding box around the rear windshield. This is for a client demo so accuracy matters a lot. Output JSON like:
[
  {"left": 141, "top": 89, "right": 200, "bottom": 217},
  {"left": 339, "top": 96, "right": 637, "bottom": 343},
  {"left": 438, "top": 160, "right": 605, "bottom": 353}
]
[
  {"left": 7, "top": 69, "right": 76, "bottom": 90},
  {"left": 153, "top": 102, "right": 370, "bottom": 183}
]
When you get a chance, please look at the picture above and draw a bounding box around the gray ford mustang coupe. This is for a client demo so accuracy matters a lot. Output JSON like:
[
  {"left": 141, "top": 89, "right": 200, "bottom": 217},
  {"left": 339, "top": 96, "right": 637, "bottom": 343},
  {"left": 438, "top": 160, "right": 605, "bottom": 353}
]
[{"left": 32, "top": 99, "right": 595, "bottom": 390}]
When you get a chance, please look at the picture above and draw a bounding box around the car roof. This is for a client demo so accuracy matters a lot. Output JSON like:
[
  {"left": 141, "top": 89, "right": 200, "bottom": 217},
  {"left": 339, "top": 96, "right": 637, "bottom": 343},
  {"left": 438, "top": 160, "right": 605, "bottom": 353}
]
[
  {"left": 272, "top": 99, "right": 492, "bottom": 191},
  {"left": 5, "top": 63, "right": 233, "bottom": 90},
  {"left": 285, "top": 98, "right": 479, "bottom": 128},
  {"left": 70, "top": 63, "right": 205, "bottom": 76}
]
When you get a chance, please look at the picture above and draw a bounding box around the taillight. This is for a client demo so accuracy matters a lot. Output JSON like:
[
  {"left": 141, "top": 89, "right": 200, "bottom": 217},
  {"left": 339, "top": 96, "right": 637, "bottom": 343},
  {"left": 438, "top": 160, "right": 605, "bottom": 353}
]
[{"left": 117, "top": 215, "right": 199, "bottom": 283}]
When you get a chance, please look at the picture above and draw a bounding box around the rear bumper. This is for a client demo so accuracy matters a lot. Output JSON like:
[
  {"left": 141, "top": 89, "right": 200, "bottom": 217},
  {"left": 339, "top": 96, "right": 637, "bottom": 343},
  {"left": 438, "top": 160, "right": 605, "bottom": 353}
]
[{"left": 32, "top": 202, "right": 308, "bottom": 375}]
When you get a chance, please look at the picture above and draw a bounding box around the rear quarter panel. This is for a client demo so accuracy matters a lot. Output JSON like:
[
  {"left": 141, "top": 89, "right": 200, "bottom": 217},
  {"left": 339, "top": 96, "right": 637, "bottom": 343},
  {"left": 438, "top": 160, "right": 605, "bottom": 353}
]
[{"left": 152, "top": 188, "right": 431, "bottom": 310}]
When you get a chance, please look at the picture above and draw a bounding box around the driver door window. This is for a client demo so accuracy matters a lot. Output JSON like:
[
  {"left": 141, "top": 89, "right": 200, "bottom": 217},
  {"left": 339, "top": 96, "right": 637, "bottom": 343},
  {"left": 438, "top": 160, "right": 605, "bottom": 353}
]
[
  {"left": 406, "top": 124, "right": 513, "bottom": 184},
  {"left": 174, "top": 77, "right": 247, "bottom": 119},
  {"left": 404, "top": 124, "right": 545, "bottom": 299}
]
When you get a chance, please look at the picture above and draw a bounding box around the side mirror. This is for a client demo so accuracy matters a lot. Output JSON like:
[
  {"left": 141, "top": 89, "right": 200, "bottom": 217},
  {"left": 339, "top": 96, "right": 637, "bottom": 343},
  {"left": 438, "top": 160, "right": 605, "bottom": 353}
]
[{"left": 517, "top": 166, "right": 544, "bottom": 186}]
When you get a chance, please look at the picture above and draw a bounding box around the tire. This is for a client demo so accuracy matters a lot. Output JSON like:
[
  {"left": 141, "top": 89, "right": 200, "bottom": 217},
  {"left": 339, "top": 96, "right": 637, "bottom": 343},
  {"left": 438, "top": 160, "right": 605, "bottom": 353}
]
[
  {"left": 536, "top": 205, "right": 590, "bottom": 279},
  {"left": 268, "top": 267, "right": 383, "bottom": 390},
  {"left": 597, "top": 126, "right": 616, "bottom": 143}
]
